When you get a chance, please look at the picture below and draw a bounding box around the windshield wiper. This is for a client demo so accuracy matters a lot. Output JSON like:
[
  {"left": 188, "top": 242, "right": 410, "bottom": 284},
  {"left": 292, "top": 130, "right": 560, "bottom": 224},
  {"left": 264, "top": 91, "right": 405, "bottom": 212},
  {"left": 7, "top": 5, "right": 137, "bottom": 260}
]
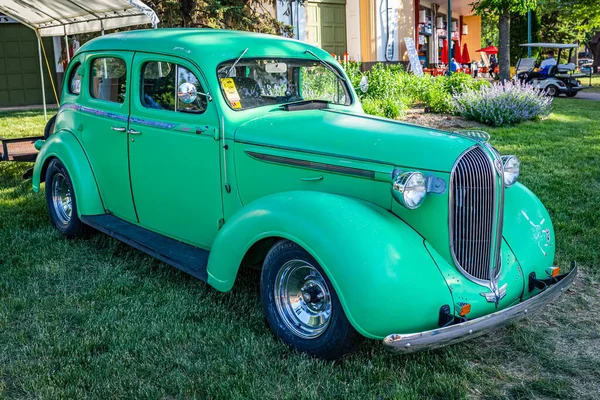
[
  {"left": 304, "top": 49, "right": 346, "bottom": 82},
  {"left": 227, "top": 48, "right": 249, "bottom": 77}
]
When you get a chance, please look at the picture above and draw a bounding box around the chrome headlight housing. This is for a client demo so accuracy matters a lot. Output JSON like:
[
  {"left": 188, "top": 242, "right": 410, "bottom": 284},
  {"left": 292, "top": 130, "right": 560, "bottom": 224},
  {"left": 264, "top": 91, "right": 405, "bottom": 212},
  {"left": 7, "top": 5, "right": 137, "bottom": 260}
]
[
  {"left": 502, "top": 155, "right": 520, "bottom": 187},
  {"left": 392, "top": 171, "right": 427, "bottom": 209}
]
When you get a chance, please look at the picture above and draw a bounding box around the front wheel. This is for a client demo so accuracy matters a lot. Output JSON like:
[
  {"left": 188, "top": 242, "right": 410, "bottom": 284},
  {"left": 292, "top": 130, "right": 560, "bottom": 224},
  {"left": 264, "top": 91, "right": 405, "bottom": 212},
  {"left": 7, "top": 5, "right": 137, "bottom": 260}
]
[
  {"left": 260, "top": 240, "right": 362, "bottom": 360},
  {"left": 45, "top": 159, "right": 89, "bottom": 238}
]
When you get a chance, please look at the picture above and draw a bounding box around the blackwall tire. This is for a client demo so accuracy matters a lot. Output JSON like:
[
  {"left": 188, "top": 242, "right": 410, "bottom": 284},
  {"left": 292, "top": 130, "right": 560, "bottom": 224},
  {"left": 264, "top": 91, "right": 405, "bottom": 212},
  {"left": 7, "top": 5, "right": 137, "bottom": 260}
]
[
  {"left": 260, "top": 240, "right": 362, "bottom": 360},
  {"left": 547, "top": 85, "right": 560, "bottom": 97},
  {"left": 43, "top": 115, "right": 57, "bottom": 140},
  {"left": 45, "top": 159, "right": 89, "bottom": 239}
]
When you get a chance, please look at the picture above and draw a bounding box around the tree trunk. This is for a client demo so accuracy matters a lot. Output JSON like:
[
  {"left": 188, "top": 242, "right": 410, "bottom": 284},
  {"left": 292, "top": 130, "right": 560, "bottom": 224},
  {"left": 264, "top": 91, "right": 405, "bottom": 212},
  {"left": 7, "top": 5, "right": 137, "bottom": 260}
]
[{"left": 498, "top": 9, "right": 511, "bottom": 81}]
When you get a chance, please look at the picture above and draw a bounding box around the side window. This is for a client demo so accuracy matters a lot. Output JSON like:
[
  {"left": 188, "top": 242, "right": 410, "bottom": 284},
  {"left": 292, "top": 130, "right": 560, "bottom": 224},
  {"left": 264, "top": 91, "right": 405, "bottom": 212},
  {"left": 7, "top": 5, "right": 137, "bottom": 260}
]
[
  {"left": 68, "top": 63, "right": 82, "bottom": 95},
  {"left": 141, "top": 61, "right": 206, "bottom": 113},
  {"left": 90, "top": 57, "right": 127, "bottom": 103}
]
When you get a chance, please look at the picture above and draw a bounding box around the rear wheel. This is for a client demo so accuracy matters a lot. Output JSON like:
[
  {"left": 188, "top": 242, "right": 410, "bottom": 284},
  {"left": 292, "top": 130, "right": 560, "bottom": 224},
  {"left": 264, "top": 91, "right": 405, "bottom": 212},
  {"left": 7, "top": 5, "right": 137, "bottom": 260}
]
[
  {"left": 45, "top": 159, "right": 88, "bottom": 238},
  {"left": 43, "top": 114, "right": 57, "bottom": 140},
  {"left": 546, "top": 85, "right": 560, "bottom": 97},
  {"left": 260, "top": 240, "right": 362, "bottom": 360}
]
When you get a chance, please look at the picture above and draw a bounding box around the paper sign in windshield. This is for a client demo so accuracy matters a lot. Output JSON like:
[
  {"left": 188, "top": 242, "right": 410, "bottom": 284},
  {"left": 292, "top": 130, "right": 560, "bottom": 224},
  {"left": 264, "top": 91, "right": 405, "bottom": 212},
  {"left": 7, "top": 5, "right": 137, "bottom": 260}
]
[{"left": 220, "top": 78, "right": 242, "bottom": 109}]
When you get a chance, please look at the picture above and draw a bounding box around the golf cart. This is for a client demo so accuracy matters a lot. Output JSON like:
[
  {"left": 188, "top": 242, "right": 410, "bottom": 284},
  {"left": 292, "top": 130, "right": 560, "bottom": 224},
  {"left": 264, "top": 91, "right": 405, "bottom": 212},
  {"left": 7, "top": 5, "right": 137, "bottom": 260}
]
[{"left": 514, "top": 43, "right": 592, "bottom": 97}]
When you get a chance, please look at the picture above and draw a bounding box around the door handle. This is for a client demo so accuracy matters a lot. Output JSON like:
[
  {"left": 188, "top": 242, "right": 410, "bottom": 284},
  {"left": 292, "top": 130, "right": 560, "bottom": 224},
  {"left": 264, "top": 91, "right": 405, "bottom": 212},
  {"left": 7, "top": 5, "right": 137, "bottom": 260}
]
[
  {"left": 111, "top": 126, "right": 126, "bottom": 132},
  {"left": 301, "top": 175, "right": 324, "bottom": 181},
  {"left": 128, "top": 129, "right": 141, "bottom": 135}
]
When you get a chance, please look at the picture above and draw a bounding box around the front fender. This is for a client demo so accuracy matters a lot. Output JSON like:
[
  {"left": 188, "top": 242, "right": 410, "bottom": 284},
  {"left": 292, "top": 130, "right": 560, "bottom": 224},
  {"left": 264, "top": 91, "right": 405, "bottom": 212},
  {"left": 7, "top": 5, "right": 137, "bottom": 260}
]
[
  {"left": 32, "top": 130, "right": 104, "bottom": 217},
  {"left": 503, "top": 183, "right": 556, "bottom": 299},
  {"left": 207, "top": 191, "right": 453, "bottom": 339}
]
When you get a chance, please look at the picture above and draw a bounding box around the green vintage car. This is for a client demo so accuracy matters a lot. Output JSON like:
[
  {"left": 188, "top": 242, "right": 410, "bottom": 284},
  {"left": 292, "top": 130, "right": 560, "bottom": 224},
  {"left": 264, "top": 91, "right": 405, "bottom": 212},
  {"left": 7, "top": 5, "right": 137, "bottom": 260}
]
[{"left": 32, "top": 29, "right": 576, "bottom": 360}]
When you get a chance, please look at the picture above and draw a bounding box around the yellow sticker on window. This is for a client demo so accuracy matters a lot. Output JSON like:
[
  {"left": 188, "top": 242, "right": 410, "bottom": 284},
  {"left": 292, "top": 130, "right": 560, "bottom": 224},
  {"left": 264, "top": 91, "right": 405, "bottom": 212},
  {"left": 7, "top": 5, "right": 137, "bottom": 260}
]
[{"left": 220, "top": 78, "right": 242, "bottom": 108}]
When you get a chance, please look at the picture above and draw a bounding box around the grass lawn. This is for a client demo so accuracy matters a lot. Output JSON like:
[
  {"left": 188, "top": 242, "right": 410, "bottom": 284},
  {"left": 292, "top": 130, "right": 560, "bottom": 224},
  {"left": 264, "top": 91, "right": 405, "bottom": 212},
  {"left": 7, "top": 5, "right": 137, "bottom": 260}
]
[
  {"left": 1, "top": 99, "right": 599, "bottom": 399},
  {"left": 586, "top": 74, "right": 600, "bottom": 92}
]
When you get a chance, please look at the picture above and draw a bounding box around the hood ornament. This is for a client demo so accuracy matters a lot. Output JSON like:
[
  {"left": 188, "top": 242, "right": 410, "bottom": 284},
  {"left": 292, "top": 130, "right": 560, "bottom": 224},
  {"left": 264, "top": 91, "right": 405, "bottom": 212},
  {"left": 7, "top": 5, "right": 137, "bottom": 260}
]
[
  {"left": 452, "top": 130, "right": 491, "bottom": 143},
  {"left": 481, "top": 283, "right": 508, "bottom": 307}
]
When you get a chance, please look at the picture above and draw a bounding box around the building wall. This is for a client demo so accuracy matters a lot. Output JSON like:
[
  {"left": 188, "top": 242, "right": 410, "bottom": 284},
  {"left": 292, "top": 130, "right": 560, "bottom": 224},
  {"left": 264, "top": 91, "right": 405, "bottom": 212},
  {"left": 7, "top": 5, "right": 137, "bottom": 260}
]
[
  {"left": 360, "top": 0, "right": 377, "bottom": 61},
  {"left": 397, "top": 0, "right": 415, "bottom": 62},
  {"left": 461, "top": 15, "right": 481, "bottom": 62}
]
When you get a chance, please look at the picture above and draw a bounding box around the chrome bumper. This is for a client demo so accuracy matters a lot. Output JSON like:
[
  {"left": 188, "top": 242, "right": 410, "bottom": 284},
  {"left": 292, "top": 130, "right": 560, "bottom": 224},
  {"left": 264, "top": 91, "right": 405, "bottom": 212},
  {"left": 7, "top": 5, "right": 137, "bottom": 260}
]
[{"left": 383, "top": 265, "right": 577, "bottom": 354}]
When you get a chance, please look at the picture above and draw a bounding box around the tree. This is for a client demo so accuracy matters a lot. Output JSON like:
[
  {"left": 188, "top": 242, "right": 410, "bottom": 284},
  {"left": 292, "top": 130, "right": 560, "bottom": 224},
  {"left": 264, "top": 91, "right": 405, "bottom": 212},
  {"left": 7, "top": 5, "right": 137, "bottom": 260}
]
[
  {"left": 537, "top": 0, "right": 600, "bottom": 71},
  {"left": 144, "top": 0, "right": 296, "bottom": 34},
  {"left": 471, "top": 0, "right": 536, "bottom": 80}
]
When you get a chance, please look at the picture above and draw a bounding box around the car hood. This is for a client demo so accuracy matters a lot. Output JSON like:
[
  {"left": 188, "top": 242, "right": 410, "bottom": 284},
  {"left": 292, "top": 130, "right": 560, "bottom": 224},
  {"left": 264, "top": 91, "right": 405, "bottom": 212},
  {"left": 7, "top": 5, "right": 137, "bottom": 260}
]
[{"left": 233, "top": 109, "right": 476, "bottom": 172}]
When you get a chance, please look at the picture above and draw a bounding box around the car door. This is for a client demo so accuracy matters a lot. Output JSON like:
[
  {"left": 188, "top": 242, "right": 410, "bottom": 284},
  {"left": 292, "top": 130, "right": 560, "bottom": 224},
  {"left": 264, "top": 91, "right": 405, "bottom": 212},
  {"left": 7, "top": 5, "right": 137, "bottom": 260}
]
[
  {"left": 128, "top": 53, "right": 222, "bottom": 248},
  {"left": 80, "top": 52, "right": 137, "bottom": 222}
]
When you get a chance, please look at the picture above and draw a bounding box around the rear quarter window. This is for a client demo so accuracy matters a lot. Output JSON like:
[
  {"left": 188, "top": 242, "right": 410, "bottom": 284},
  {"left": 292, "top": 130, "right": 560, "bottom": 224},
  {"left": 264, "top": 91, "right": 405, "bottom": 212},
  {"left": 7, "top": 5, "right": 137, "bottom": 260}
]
[{"left": 68, "top": 63, "right": 82, "bottom": 95}]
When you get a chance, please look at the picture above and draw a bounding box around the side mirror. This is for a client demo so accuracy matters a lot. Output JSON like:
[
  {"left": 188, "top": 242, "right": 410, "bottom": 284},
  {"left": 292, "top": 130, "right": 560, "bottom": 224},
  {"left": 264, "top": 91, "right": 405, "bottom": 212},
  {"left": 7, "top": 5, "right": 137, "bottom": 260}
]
[
  {"left": 359, "top": 75, "right": 369, "bottom": 93},
  {"left": 178, "top": 82, "right": 198, "bottom": 104}
]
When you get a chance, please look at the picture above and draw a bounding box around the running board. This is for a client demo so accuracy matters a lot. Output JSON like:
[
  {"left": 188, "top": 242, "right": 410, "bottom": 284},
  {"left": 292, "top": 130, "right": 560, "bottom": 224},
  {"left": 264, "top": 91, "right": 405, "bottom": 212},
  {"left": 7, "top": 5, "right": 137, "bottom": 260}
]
[{"left": 81, "top": 214, "right": 209, "bottom": 282}]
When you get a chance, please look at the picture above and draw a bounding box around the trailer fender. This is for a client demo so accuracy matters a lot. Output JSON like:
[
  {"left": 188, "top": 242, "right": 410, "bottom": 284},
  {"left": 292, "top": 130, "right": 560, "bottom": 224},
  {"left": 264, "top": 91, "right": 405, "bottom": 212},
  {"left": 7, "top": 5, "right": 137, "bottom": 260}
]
[
  {"left": 206, "top": 191, "right": 453, "bottom": 339},
  {"left": 32, "top": 130, "right": 104, "bottom": 217}
]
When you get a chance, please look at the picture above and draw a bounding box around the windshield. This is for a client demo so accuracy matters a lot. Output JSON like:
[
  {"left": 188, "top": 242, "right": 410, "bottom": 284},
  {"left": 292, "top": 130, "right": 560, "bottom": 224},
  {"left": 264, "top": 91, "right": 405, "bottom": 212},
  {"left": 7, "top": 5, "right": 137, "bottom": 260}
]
[{"left": 217, "top": 58, "right": 352, "bottom": 110}]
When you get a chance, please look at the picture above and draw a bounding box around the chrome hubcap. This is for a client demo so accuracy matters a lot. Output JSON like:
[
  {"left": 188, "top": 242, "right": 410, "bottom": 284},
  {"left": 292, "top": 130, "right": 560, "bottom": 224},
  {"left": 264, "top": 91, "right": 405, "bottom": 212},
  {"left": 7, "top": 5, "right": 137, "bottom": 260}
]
[
  {"left": 51, "top": 173, "right": 72, "bottom": 225},
  {"left": 274, "top": 260, "right": 332, "bottom": 339}
]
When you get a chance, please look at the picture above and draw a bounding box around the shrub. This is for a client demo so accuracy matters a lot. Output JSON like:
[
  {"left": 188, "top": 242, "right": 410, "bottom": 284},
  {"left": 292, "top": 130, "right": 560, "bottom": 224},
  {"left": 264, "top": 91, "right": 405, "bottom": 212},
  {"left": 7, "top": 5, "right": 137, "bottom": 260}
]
[{"left": 453, "top": 80, "right": 553, "bottom": 126}]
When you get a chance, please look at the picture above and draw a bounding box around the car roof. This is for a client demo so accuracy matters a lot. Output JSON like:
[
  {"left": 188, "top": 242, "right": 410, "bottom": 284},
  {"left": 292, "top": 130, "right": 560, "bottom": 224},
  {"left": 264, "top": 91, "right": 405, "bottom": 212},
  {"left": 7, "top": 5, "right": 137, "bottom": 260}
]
[
  {"left": 520, "top": 43, "right": 578, "bottom": 49},
  {"left": 77, "top": 28, "right": 334, "bottom": 67}
]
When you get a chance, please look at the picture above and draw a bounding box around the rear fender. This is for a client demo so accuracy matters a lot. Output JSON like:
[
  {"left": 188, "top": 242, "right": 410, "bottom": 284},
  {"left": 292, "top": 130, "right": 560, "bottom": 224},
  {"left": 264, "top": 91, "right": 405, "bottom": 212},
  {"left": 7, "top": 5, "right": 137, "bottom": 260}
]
[
  {"left": 207, "top": 191, "right": 453, "bottom": 339},
  {"left": 32, "top": 130, "right": 104, "bottom": 217}
]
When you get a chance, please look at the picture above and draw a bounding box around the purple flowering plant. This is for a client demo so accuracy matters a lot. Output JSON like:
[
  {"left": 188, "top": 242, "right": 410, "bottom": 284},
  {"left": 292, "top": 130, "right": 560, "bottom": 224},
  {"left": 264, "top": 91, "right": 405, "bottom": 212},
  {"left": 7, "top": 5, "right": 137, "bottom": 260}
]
[{"left": 453, "top": 80, "right": 553, "bottom": 127}]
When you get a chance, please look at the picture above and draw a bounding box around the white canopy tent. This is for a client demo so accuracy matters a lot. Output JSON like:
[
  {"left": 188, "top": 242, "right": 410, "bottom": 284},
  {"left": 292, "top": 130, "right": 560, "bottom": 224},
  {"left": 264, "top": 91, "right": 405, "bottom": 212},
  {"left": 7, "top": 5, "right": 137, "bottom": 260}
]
[{"left": 0, "top": 0, "right": 159, "bottom": 118}]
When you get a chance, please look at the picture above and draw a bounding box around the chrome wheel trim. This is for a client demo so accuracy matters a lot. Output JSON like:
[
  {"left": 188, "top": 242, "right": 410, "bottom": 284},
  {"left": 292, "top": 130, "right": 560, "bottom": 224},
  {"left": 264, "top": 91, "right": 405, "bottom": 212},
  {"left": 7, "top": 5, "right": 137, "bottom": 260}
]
[
  {"left": 51, "top": 173, "right": 72, "bottom": 225},
  {"left": 274, "top": 260, "right": 332, "bottom": 339}
]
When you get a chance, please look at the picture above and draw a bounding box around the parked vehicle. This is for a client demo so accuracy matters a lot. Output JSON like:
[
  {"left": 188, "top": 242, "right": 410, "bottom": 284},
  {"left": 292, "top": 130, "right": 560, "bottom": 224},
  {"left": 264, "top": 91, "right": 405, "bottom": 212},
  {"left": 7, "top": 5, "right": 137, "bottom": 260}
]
[
  {"left": 32, "top": 29, "right": 576, "bottom": 360},
  {"left": 514, "top": 43, "right": 592, "bottom": 97}
]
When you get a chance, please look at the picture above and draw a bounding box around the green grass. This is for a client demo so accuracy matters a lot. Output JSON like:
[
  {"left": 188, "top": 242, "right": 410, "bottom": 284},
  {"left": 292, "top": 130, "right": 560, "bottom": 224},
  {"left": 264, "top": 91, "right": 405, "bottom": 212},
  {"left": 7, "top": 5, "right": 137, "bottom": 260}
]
[
  {"left": 1, "top": 100, "right": 599, "bottom": 399},
  {"left": 587, "top": 74, "right": 600, "bottom": 93}
]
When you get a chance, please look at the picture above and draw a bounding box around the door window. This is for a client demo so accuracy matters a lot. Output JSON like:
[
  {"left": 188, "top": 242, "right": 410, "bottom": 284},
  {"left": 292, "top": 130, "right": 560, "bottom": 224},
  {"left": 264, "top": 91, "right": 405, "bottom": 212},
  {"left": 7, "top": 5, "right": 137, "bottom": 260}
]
[
  {"left": 68, "top": 63, "right": 82, "bottom": 95},
  {"left": 90, "top": 57, "right": 127, "bottom": 103},
  {"left": 141, "top": 61, "right": 207, "bottom": 113}
]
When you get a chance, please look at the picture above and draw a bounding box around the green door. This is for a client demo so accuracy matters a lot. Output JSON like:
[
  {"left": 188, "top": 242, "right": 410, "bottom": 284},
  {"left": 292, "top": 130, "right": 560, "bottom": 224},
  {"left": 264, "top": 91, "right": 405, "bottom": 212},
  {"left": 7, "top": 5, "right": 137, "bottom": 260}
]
[
  {"left": 128, "top": 53, "right": 223, "bottom": 248},
  {"left": 306, "top": 0, "right": 347, "bottom": 56},
  {"left": 0, "top": 23, "right": 56, "bottom": 107},
  {"left": 79, "top": 52, "right": 137, "bottom": 222}
]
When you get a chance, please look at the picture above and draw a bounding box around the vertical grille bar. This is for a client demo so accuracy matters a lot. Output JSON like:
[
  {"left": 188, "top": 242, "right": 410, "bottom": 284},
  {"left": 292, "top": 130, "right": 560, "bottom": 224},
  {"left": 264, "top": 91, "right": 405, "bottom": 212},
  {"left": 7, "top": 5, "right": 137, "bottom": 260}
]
[{"left": 450, "top": 147, "right": 496, "bottom": 282}]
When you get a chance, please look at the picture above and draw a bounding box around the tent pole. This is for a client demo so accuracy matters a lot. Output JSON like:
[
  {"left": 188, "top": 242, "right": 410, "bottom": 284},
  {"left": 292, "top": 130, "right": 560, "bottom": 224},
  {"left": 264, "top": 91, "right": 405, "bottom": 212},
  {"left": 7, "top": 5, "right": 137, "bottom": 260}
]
[
  {"left": 64, "top": 34, "right": 70, "bottom": 63},
  {"left": 447, "top": 0, "right": 452, "bottom": 74},
  {"left": 36, "top": 31, "right": 47, "bottom": 121},
  {"left": 527, "top": 10, "right": 532, "bottom": 57}
]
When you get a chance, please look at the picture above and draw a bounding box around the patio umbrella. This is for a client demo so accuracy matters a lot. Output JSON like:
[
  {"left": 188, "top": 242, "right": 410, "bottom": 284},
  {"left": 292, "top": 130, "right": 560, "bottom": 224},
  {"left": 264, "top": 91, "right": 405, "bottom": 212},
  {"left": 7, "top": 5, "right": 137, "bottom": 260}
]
[
  {"left": 441, "top": 39, "right": 448, "bottom": 64},
  {"left": 462, "top": 43, "right": 471, "bottom": 63},
  {"left": 454, "top": 41, "right": 462, "bottom": 63},
  {"left": 476, "top": 46, "right": 498, "bottom": 55}
]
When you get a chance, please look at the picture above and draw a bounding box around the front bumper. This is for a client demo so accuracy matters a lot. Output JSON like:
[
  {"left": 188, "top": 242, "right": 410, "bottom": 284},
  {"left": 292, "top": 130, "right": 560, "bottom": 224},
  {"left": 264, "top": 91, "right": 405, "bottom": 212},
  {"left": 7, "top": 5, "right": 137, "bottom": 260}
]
[{"left": 383, "top": 264, "right": 577, "bottom": 354}]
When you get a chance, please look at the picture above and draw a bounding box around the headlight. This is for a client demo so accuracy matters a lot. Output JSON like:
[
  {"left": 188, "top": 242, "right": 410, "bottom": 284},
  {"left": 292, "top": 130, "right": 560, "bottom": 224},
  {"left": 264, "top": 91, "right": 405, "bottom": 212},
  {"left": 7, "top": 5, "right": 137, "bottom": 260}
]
[
  {"left": 392, "top": 172, "right": 427, "bottom": 209},
  {"left": 502, "top": 155, "right": 520, "bottom": 187}
]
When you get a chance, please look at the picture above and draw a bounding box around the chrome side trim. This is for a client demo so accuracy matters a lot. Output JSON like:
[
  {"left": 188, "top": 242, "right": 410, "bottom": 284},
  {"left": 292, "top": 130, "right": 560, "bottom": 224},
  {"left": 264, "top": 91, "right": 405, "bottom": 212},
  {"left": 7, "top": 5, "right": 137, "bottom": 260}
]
[
  {"left": 245, "top": 150, "right": 376, "bottom": 179},
  {"left": 383, "top": 265, "right": 577, "bottom": 354}
]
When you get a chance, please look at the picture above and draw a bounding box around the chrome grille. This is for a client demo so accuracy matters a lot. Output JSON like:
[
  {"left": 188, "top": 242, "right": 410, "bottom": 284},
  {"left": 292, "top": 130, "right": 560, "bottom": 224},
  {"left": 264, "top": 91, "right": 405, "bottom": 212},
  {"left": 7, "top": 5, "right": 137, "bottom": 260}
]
[{"left": 450, "top": 147, "right": 496, "bottom": 281}]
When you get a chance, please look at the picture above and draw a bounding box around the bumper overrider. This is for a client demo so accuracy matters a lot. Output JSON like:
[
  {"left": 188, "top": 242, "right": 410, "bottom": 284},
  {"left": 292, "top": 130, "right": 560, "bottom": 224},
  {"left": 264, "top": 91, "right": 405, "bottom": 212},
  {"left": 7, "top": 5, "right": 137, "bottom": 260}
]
[{"left": 383, "top": 264, "right": 578, "bottom": 354}]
